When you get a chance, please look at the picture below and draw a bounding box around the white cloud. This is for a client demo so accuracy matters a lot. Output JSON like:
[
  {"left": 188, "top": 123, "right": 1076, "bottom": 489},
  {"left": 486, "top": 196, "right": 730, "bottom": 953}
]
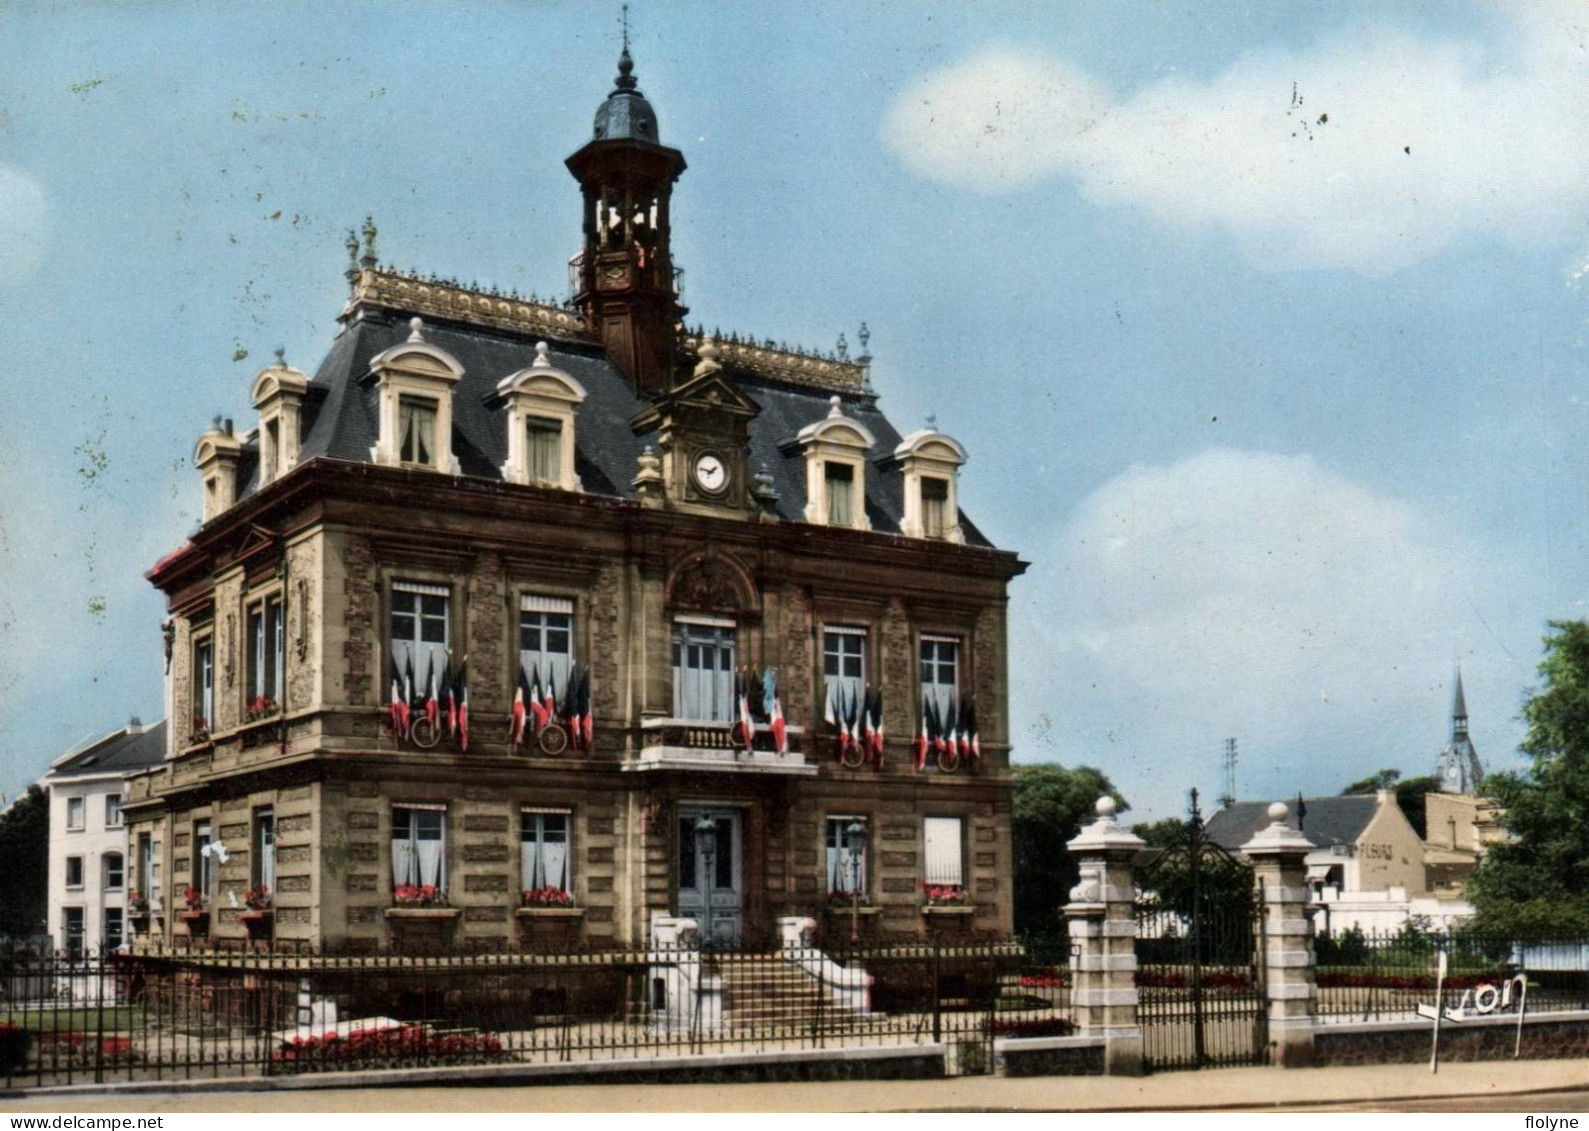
[
  {"left": 1014, "top": 449, "right": 1532, "bottom": 818},
  {"left": 881, "top": 4, "right": 1589, "bottom": 275},
  {"left": 0, "top": 166, "right": 51, "bottom": 286}
]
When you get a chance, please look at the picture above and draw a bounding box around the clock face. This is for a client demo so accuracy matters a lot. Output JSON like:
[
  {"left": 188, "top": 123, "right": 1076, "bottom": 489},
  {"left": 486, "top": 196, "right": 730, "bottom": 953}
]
[{"left": 694, "top": 452, "right": 728, "bottom": 495}]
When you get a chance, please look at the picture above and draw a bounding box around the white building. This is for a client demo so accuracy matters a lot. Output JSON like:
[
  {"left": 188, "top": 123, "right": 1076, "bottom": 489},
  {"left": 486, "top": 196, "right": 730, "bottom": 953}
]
[{"left": 43, "top": 721, "right": 165, "bottom": 956}]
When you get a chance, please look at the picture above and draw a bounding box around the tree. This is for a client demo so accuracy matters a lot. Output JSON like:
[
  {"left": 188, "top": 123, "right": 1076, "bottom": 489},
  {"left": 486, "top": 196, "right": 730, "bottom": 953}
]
[
  {"left": 0, "top": 785, "right": 48, "bottom": 939},
  {"left": 1012, "top": 764, "right": 1127, "bottom": 936},
  {"left": 1339, "top": 768, "right": 1440, "bottom": 839},
  {"left": 1130, "top": 817, "right": 1185, "bottom": 848},
  {"left": 1469, "top": 621, "right": 1589, "bottom": 936}
]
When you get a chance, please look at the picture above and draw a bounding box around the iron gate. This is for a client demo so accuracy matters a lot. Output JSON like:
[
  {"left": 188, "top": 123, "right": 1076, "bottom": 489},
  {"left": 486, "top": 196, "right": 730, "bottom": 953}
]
[{"left": 1134, "top": 790, "right": 1268, "bottom": 1071}]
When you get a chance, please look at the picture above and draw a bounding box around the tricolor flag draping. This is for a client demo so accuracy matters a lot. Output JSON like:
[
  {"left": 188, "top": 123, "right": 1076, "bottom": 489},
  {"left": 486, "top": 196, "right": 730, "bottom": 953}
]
[
  {"left": 509, "top": 664, "right": 530, "bottom": 746},
  {"left": 572, "top": 663, "right": 593, "bottom": 750},
  {"left": 404, "top": 655, "right": 421, "bottom": 732},
  {"left": 737, "top": 669, "right": 755, "bottom": 753},
  {"left": 927, "top": 695, "right": 947, "bottom": 761},
  {"left": 962, "top": 697, "right": 979, "bottom": 763},
  {"left": 441, "top": 659, "right": 456, "bottom": 737},
  {"left": 866, "top": 686, "right": 884, "bottom": 769},
  {"left": 859, "top": 687, "right": 876, "bottom": 758},
  {"left": 845, "top": 687, "right": 862, "bottom": 757},
  {"left": 423, "top": 656, "right": 440, "bottom": 730},
  {"left": 543, "top": 670, "right": 557, "bottom": 726},
  {"left": 943, "top": 696, "right": 959, "bottom": 762},
  {"left": 455, "top": 660, "right": 470, "bottom": 751},
  {"left": 389, "top": 657, "right": 409, "bottom": 735},
  {"left": 528, "top": 665, "right": 550, "bottom": 734},
  {"left": 764, "top": 669, "right": 787, "bottom": 756},
  {"left": 912, "top": 699, "right": 930, "bottom": 771}
]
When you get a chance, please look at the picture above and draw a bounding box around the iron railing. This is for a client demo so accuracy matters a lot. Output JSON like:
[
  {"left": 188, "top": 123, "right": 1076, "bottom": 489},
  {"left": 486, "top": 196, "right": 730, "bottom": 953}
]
[
  {"left": 0, "top": 935, "right": 1074, "bottom": 1090},
  {"left": 1313, "top": 929, "right": 1589, "bottom": 1023}
]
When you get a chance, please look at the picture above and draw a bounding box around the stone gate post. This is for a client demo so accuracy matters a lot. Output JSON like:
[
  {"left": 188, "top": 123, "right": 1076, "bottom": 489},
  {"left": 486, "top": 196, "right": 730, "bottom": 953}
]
[
  {"left": 1241, "top": 801, "right": 1317, "bottom": 1068},
  {"left": 1064, "top": 796, "right": 1145, "bottom": 1076}
]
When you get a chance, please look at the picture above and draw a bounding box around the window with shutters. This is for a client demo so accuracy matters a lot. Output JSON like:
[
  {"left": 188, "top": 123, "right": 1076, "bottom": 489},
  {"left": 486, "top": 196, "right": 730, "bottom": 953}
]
[
  {"left": 923, "top": 816, "right": 964, "bottom": 887},
  {"left": 391, "top": 581, "right": 450, "bottom": 693},
  {"left": 519, "top": 596, "right": 574, "bottom": 702}
]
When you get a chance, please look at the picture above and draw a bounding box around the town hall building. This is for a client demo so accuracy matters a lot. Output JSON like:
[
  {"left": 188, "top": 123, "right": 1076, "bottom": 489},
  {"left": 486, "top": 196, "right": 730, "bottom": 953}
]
[{"left": 123, "top": 48, "right": 1025, "bottom": 953}]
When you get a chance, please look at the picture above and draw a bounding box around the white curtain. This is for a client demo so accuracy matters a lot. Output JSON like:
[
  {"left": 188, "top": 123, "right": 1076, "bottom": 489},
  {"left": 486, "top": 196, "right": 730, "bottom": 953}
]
[
  {"left": 923, "top": 817, "right": 963, "bottom": 886},
  {"left": 416, "top": 838, "right": 443, "bottom": 888},
  {"left": 392, "top": 837, "right": 418, "bottom": 887},
  {"left": 541, "top": 840, "right": 567, "bottom": 891}
]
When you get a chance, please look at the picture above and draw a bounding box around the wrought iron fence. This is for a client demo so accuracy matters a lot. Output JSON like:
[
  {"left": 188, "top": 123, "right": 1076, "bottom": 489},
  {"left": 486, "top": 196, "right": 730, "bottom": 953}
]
[
  {"left": 0, "top": 935, "right": 1074, "bottom": 1090},
  {"left": 1313, "top": 929, "right": 1589, "bottom": 1023}
]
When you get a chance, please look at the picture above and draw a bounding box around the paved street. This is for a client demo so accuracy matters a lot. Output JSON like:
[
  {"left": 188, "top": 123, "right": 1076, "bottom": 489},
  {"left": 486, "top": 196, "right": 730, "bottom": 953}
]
[{"left": 2, "top": 1058, "right": 1587, "bottom": 1112}]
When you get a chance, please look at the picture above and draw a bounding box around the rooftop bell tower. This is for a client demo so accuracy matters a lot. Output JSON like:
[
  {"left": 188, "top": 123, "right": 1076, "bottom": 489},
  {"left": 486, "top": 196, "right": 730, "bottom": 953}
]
[{"left": 567, "top": 36, "right": 687, "bottom": 393}]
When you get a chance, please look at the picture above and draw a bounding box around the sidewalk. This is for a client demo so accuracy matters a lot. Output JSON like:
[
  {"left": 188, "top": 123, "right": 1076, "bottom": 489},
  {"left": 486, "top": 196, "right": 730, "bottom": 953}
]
[{"left": 2, "top": 1058, "right": 1587, "bottom": 1112}]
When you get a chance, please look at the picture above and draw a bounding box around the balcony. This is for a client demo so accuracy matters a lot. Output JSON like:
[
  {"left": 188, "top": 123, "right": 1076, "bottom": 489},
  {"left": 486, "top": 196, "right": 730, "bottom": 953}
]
[{"left": 627, "top": 719, "right": 814, "bottom": 776}]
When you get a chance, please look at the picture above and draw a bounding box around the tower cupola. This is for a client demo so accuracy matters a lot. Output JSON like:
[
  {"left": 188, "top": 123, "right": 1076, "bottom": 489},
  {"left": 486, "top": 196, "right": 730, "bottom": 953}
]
[{"left": 567, "top": 45, "right": 687, "bottom": 393}]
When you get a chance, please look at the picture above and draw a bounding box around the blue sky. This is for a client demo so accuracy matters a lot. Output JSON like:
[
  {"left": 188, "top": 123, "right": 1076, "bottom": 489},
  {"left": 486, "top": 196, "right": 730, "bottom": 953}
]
[{"left": 2, "top": 1, "right": 1586, "bottom": 821}]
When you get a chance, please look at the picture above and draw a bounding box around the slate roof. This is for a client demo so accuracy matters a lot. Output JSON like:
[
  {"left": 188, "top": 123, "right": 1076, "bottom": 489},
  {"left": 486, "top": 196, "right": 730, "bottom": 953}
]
[
  {"left": 1204, "top": 795, "right": 1380, "bottom": 850},
  {"left": 47, "top": 722, "right": 167, "bottom": 779},
  {"left": 253, "top": 307, "right": 992, "bottom": 546}
]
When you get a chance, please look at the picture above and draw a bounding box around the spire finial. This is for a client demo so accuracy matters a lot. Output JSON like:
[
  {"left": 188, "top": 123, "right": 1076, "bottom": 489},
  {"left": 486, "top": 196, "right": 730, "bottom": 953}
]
[{"left": 615, "top": 4, "right": 637, "bottom": 90}]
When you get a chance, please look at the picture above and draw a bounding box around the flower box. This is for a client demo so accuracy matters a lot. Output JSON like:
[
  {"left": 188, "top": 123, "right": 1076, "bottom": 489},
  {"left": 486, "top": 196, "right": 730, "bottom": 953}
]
[
  {"left": 515, "top": 906, "right": 584, "bottom": 950},
  {"left": 238, "top": 909, "right": 273, "bottom": 941},
  {"left": 385, "top": 906, "right": 460, "bottom": 951},
  {"left": 921, "top": 904, "right": 976, "bottom": 917},
  {"left": 179, "top": 910, "right": 209, "bottom": 938}
]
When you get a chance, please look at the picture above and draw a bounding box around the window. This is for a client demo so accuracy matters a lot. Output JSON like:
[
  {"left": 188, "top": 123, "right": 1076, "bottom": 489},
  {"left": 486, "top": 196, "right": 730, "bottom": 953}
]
[
  {"left": 66, "top": 797, "right": 85, "bottom": 831},
  {"left": 247, "top": 596, "right": 285, "bottom": 708},
  {"left": 923, "top": 817, "right": 964, "bottom": 887},
  {"left": 521, "top": 809, "right": 571, "bottom": 896},
  {"left": 391, "top": 805, "right": 446, "bottom": 894},
  {"left": 103, "top": 908, "right": 124, "bottom": 951},
  {"left": 920, "top": 635, "right": 959, "bottom": 720},
  {"left": 63, "top": 908, "right": 84, "bottom": 959},
  {"left": 391, "top": 581, "right": 450, "bottom": 691},
  {"left": 253, "top": 809, "right": 276, "bottom": 894},
  {"left": 262, "top": 418, "right": 279, "bottom": 482},
  {"left": 194, "top": 823, "right": 213, "bottom": 899},
  {"left": 672, "top": 621, "right": 735, "bottom": 722},
  {"left": 193, "top": 636, "right": 214, "bottom": 733},
  {"left": 822, "top": 627, "right": 866, "bottom": 716},
  {"left": 921, "top": 476, "right": 950, "bottom": 539},
  {"left": 519, "top": 596, "right": 574, "bottom": 701},
  {"left": 137, "top": 833, "right": 159, "bottom": 907},
  {"left": 65, "top": 856, "right": 83, "bottom": 889},
  {"left": 103, "top": 853, "right": 124, "bottom": 891},
  {"left": 527, "top": 417, "right": 563, "bottom": 484},
  {"left": 398, "top": 395, "right": 437, "bottom": 466},
  {"left": 824, "top": 462, "right": 855, "bottom": 527},
  {"left": 105, "top": 794, "right": 122, "bottom": 829},
  {"left": 826, "top": 816, "right": 868, "bottom": 896}
]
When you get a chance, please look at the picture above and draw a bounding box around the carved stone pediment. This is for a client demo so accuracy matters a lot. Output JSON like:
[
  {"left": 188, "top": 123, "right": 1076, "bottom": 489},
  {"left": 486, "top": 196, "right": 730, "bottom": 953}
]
[{"left": 667, "top": 553, "right": 757, "bottom": 613}]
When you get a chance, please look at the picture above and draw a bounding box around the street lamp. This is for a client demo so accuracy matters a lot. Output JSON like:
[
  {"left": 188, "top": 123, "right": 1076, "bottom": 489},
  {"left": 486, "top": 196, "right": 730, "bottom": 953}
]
[
  {"left": 845, "top": 820, "right": 867, "bottom": 944},
  {"left": 694, "top": 814, "right": 718, "bottom": 946}
]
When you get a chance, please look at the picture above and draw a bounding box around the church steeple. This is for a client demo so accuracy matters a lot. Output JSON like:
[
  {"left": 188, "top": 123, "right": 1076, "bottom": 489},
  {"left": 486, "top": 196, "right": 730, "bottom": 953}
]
[
  {"left": 1451, "top": 667, "right": 1469, "bottom": 742},
  {"left": 566, "top": 37, "right": 687, "bottom": 393},
  {"left": 1436, "top": 666, "right": 1484, "bottom": 794}
]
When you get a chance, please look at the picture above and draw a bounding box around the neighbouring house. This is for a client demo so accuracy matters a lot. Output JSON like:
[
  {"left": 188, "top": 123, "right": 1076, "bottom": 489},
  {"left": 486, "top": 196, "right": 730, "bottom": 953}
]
[
  {"left": 123, "top": 47, "right": 1024, "bottom": 955},
  {"left": 43, "top": 720, "right": 166, "bottom": 956},
  {"left": 1205, "top": 791, "right": 1472, "bottom": 934}
]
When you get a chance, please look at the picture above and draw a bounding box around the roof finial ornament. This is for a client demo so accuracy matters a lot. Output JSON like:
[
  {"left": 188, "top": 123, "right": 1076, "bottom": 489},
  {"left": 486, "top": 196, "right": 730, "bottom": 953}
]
[
  {"left": 407, "top": 316, "right": 425, "bottom": 343},
  {"left": 615, "top": 3, "right": 637, "bottom": 90},
  {"left": 835, "top": 332, "right": 849, "bottom": 361},
  {"left": 827, "top": 394, "right": 843, "bottom": 418},
  {"left": 857, "top": 321, "right": 871, "bottom": 356},
  {"left": 926, "top": 412, "right": 938, "bottom": 431},
  {"left": 694, "top": 336, "right": 722, "bottom": 378},
  {"left": 273, "top": 347, "right": 287, "bottom": 367},
  {"left": 360, "top": 215, "right": 378, "bottom": 269},
  {"left": 532, "top": 340, "right": 552, "bottom": 368}
]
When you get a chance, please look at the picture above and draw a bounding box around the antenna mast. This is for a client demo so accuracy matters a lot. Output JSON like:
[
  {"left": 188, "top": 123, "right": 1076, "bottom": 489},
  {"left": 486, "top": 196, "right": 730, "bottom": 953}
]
[{"left": 1218, "top": 737, "right": 1237, "bottom": 809}]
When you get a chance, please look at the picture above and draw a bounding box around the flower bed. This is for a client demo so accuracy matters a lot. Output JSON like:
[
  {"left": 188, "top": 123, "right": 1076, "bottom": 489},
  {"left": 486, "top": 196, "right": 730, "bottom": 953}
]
[
  {"left": 1018, "top": 967, "right": 1067, "bottom": 989},
  {"left": 392, "top": 884, "right": 448, "bottom": 908},
  {"left": 521, "top": 886, "right": 573, "bottom": 908},
  {"left": 1136, "top": 970, "right": 1253, "bottom": 990},
  {"left": 26, "top": 1032, "right": 138, "bottom": 1068},
  {"left": 1315, "top": 970, "right": 1505, "bottom": 991},
  {"left": 272, "top": 1025, "right": 505, "bottom": 1068},
  {"left": 989, "top": 1016, "right": 1076, "bottom": 1038}
]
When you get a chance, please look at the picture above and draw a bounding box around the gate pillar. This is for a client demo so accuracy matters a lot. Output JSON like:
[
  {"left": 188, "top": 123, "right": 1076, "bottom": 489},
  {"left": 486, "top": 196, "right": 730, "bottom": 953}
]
[
  {"left": 1064, "top": 797, "right": 1144, "bottom": 1076},
  {"left": 1240, "top": 802, "right": 1317, "bottom": 1068}
]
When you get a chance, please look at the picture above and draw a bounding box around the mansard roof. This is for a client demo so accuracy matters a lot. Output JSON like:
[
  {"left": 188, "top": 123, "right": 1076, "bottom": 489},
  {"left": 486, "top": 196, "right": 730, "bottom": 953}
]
[
  {"left": 243, "top": 288, "right": 992, "bottom": 547},
  {"left": 1205, "top": 795, "right": 1380, "bottom": 850},
  {"left": 47, "top": 721, "right": 167, "bottom": 779}
]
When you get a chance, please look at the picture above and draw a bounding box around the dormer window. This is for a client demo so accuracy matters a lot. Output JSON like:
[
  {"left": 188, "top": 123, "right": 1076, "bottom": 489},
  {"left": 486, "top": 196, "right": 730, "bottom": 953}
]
[
  {"left": 527, "top": 417, "right": 563, "bottom": 484},
  {"left": 399, "top": 395, "right": 438, "bottom": 466},
  {"left": 894, "top": 423, "right": 967, "bottom": 542},
  {"left": 194, "top": 423, "right": 243, "bottom": 522},
  {"left": 796, "top": 396, "right": 875, "bottom": 530},
  {"left": 369, "top": 318, "right": 464, "bottom": 473},
  {"left": 497, "top": 342, "right": 586, "bottom": 491},
  {"left": 250, "top": 357, "right": 309, "bottom": 487},
  {"left": 824, "top": 462, "right": 855, "bottom": 527}
]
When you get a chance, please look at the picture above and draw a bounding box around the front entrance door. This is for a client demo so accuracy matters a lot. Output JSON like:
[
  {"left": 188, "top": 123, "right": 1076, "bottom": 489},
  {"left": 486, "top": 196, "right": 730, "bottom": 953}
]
[{"left": 677, "top": 807, "right": 742, "bottom": 946}]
